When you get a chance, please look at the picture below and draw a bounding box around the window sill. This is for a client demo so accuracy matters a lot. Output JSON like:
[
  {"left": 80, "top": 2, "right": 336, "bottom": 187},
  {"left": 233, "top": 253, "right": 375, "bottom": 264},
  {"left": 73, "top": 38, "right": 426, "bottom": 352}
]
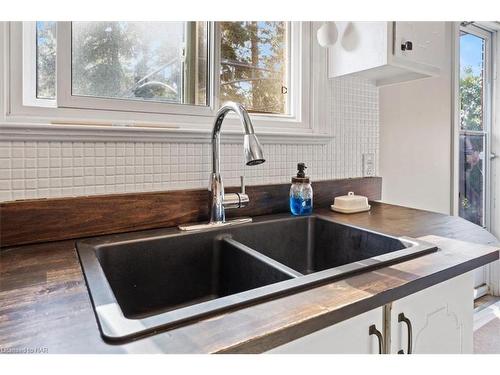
[{"left": 0, "top": 122, "right": 332, "bottom": 144}]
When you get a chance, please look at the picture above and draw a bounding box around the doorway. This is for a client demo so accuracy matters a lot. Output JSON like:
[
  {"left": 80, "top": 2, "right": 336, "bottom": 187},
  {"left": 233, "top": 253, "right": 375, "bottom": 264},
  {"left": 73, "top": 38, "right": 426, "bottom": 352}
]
[{"left": 458, "top": 23, "right": 494, "bottom": 295}]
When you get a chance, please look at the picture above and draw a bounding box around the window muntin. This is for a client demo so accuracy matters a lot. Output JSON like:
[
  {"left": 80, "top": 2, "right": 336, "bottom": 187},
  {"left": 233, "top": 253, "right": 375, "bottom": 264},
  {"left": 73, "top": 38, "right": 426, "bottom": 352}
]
[
  {"left": 219, "top": 21, "right": 289, "bottom": 115},
  {"left": 71, "top": 22, "right": 208, "bottom": 106}
]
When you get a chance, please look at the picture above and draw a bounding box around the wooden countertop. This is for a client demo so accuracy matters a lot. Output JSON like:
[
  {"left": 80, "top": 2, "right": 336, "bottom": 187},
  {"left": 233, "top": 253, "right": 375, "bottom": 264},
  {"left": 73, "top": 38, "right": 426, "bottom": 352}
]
[{"left": 0, "top": 202, "right": 498, "bottom": 353}]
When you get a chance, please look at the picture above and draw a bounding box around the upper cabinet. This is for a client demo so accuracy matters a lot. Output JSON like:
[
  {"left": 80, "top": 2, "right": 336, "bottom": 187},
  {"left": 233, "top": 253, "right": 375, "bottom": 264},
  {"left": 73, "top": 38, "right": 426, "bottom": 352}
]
[{"left": 327, "top": 22, "right": 446, "bottom": 86}]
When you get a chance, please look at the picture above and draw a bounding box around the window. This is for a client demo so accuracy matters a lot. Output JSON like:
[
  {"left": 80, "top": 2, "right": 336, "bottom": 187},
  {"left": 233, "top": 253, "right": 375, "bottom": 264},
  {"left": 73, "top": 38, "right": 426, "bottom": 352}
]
[
  {"left": 10, "top": 21, "right": 303, "bottom": 126},
  {"left": 54, "top": 21, "right": 210, "bottom": 115},
  {"left": 35, "top": 22, "right": 208, "bottom": 106},
  {"left": 220, "top": 22, "right": 289, "bottom": 115},
  {"left": 458, "top": 24, "right": 492, "bottom": 228},
  {"left": 36, "top": 21, "right": 56, "bottom": 100},
  {"left": 70, "top": 22, "right": 208, "bottom": 106}
]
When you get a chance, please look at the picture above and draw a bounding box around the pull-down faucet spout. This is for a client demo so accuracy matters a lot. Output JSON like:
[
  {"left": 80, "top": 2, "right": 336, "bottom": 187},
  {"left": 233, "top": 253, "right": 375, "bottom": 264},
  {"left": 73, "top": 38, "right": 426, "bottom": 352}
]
[
  {"left": 178, "top": 102, "right": 265, "bottom": 231},
  {"left": 209, "top": 102, "right": 265, "bottom": 224}
]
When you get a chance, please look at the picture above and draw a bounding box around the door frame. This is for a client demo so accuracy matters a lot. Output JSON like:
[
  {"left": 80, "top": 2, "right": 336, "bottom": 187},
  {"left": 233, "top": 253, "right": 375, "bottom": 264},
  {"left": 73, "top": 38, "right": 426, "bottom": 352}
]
[
  {"left": 489, "top": 24, "right": 500, "bottom": 296},
  {"left": 451, "top": 21, "right": 499, "bottom": 297}
]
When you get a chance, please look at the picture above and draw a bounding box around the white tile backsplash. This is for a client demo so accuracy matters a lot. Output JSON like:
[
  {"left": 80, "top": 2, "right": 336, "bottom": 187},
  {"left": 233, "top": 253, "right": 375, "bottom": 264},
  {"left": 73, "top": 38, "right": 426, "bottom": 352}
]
[{"left": 0, "top": 77, "right": 379, "bottom": 202}]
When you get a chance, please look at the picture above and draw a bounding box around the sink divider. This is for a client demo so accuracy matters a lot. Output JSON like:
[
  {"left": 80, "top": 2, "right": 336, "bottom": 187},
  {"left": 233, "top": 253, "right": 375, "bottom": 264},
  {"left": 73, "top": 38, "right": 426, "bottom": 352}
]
[{"left": 221, "top": 237, "right": 303, "bottom": 278}]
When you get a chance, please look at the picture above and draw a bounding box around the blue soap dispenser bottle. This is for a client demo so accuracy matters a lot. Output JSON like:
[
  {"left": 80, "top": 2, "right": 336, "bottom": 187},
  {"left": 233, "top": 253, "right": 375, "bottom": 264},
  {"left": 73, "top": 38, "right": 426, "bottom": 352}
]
[{"left": 290, "top": 163, "right": 313, "bottom": 216}]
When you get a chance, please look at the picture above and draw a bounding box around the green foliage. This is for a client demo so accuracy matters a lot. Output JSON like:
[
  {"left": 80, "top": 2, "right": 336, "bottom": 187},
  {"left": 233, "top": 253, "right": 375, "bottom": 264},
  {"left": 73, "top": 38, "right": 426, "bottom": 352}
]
[
  {"left": 220, "top": 22, "right": 287, "bottom": 114},
  {"left": 36, "top": 22, "right": 56, "bottom": 99},
  {"left": 72, "top": 22, "right": 136, "bottom": 98},
  {"left": 460, "top": 66, "right": 483, "bottom": 131},
  {"left": 72, "top": 22, "right": 188, "bottom": 101}
]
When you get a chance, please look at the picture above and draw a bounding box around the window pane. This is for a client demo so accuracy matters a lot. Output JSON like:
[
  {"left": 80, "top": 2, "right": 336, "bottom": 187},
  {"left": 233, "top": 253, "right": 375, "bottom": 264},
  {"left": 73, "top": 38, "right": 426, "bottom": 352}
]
[
  {"left": 71, "top": 22, "right": 208, "bottom": 106},
  {"left": 459, "top": 32, "right": 484, "bottom": 131},
  {"left": 36, "top": 21, "right": 56, "bottom": 99},
  {"left": 220, "top": 22, "right": 289, "bottom": 115},
  {"left": 459, "top": 134, "right": 485, "bottom": 226}
]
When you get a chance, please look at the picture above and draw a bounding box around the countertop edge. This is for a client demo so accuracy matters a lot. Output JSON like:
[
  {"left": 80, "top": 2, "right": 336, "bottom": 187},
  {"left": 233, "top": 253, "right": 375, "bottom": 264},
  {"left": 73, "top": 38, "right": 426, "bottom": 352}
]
[{"left": 217, "top": 247, "right": 499, "bottom": 353}]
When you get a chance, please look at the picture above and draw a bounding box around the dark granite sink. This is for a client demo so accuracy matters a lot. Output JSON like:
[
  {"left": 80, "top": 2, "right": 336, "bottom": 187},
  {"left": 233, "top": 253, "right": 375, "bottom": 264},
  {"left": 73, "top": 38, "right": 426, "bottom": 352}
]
[
  {"left": 77, "top": 214, "right": 436, "bottom": 342},
  {"left": 96, "top": 235, "right": 297, "bottom": 320},
  {"left": 231, "top": 216, "right": 412, "bottom": 275}
]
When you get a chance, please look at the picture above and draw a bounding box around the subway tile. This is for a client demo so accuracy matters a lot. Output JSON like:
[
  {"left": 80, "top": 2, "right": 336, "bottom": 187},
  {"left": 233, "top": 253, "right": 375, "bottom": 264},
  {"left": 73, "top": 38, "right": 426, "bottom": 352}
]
[
  {"left": 0, "top": 76, "right": 378, "bottom": 201},
  {"left": 0, "top": 148, "right": 11, "bottom": 158},
  {"left": 0, "top": 190, "right": 12, "bottom": 201}
]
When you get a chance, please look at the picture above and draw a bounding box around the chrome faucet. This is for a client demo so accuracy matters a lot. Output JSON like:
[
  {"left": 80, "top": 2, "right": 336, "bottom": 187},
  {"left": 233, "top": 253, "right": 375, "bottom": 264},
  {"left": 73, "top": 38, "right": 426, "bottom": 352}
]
[{"left": 178, "top": 102, "right": 265, "bottom": 231}]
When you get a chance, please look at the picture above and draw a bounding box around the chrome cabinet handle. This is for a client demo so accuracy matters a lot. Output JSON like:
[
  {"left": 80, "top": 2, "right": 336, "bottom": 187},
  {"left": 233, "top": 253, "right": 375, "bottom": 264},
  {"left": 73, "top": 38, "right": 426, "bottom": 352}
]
[
  {"left": 491, "top": 152, "right": 497, "bottom": 160},
  {"left": 397, "top": 313, "right": 413, "bottom": 354},
  {"left": 369, "top": 324, "right": 384, "bottom": 354}
]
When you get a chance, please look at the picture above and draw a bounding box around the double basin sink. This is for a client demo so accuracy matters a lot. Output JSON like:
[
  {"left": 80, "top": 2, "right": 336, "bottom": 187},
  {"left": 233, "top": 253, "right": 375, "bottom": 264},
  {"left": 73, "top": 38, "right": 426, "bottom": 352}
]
[{"left": 77, "top": 214, "right": 437, "bottom": 342}]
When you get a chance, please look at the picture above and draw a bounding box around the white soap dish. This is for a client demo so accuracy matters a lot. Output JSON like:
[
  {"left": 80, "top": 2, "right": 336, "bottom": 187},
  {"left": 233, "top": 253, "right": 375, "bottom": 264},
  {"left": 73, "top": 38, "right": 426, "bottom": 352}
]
[{"left": 330, "top": 191, "right": 371, "bottom": 214}]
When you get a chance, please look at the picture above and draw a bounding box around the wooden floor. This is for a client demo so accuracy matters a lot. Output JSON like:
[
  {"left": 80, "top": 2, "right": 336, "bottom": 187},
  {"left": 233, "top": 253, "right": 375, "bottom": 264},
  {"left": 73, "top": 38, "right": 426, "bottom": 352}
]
[
  {"left": 474, "top": 294, "right": 499, "bottom": 310},
  {"left": 474, "top": 295, "right": 500, "bottom": 354}
]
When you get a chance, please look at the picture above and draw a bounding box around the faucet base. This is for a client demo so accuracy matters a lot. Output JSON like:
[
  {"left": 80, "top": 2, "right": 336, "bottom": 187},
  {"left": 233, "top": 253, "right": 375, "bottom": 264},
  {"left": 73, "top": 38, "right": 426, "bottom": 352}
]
[{"left": 178, "top": 217, "right": 253, "bottom": 231}]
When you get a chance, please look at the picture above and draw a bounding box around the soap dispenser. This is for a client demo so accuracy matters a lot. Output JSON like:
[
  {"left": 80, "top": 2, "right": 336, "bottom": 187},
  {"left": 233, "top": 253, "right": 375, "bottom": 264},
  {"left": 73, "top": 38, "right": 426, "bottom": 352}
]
[{"left": 290, "top": 163, "right": 313, "bottom": 216}]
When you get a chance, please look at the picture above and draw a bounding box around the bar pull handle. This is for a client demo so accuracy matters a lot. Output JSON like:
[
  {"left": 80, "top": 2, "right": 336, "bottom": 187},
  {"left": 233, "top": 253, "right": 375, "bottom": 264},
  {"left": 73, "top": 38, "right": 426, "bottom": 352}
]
[
  {"left": 398, "top": 312, "right": 413, "bottom": 354},
  {"left": 369, "top": 324, "right": 384, "bottom": 354}
]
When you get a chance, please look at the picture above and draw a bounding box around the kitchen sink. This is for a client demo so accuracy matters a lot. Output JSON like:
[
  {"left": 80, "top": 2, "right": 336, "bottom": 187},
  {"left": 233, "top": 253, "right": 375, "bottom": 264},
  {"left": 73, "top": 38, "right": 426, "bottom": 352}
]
[
  {"left": 231, "top": 216, "right": 414, "bottom": 274},
  {"left": 95, "top": 235, "right": 297, "bottom": 319},
  {"left": 77, "top": 214, "right": 437, "bottom": 342}
]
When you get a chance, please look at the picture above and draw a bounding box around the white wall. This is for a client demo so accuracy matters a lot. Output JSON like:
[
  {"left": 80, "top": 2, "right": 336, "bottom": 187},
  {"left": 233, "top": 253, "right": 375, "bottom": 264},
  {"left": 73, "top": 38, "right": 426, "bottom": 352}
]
[{"left": 379, "top": 23, "right": 453, "bottom": 215}]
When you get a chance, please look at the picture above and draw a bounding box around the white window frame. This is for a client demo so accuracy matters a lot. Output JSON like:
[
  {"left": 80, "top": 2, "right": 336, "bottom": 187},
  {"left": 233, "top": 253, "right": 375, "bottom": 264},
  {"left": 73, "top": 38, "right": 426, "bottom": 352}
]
[
  {"left": 451, "top": 22, "right": 500, "bottom": 298},
  {"left": 453, "top": 23, "right": 493, "bottom": 229},
  {"left": 21, "top": 22, "right": 56, "bottom": 108},
  {"left": 56, "top": 21, "right": 215, "bottom": 117},
  {"left": 2, "top": 21, "right": 328, "bottom": 143}
]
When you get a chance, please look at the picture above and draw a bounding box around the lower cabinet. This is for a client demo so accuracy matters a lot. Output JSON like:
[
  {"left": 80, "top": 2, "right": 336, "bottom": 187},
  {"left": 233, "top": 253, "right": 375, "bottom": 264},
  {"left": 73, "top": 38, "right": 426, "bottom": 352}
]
[
  {"left": 267, "top": 272, "right": 474, "bottom": 354},
  {"left": 268, "top": 307, "right": 384, "bottom": 354},
  {"left": 389, "top": 272, "right": 473, "bottom": 354}
]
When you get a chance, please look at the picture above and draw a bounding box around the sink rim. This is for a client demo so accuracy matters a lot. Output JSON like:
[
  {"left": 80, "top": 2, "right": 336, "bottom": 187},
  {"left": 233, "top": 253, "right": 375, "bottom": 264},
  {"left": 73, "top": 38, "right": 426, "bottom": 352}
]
[
  {"left": 76, "top": 213, "right": 437, "bottom": 342},
  {"left": 77, "top": 235, "right": 300, "bottom": 342}
]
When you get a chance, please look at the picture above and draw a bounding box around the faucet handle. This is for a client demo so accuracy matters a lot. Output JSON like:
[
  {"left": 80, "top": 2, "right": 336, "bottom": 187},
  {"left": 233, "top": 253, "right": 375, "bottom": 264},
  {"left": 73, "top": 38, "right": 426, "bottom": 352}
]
[
  {"left": 238, "top": 175, "right": 249, "bottom": 207},
  {"left": 223, "top": 176, "right": 249, "bottom": 210}
]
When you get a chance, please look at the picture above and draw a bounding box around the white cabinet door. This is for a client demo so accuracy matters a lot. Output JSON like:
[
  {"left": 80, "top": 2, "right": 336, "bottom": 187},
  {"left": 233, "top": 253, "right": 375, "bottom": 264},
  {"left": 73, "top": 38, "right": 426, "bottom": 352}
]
[
  {"left": 392, "top": 22, "right": 445, "bottom": 69},
  {"left": 327, "top": 21, "right": 445, "bottom": 85},
  {"left": 327, "top": 22, "right": 389, "bottom": 78},
  {"left": 268, "top": 307, "right": 384, "bottom": 354},
  {"left": 390, "top": 272, "right": 474, "bottom": 354}
]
